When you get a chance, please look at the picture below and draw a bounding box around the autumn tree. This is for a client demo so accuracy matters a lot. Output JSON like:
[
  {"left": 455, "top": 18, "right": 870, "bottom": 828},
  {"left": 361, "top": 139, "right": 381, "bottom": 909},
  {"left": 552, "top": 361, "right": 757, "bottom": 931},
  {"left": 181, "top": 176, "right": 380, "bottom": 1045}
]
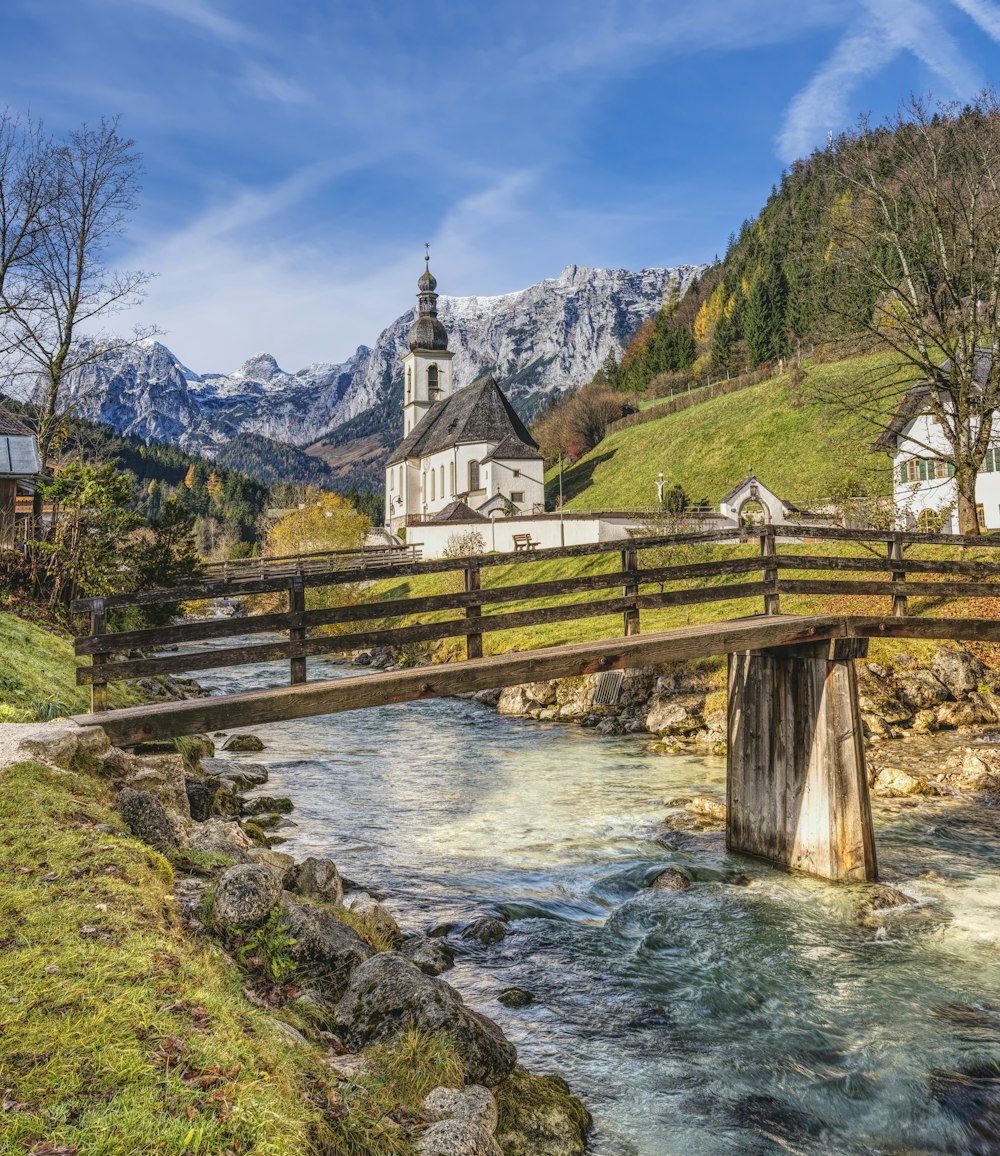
[
  {"left": 265, "top": 490, "right": 369, "bottom": 559},
  {"left": 819, "top": 92, "right": 1000, "bottom": 533}
]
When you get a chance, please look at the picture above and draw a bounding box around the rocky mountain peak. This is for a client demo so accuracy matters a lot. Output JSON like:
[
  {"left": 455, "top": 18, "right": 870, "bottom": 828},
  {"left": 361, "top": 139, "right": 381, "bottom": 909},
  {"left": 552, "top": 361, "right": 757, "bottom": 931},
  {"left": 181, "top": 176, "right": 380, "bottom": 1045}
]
[{"left": 235, "top": 353, "right": 283, "bottom": 383}]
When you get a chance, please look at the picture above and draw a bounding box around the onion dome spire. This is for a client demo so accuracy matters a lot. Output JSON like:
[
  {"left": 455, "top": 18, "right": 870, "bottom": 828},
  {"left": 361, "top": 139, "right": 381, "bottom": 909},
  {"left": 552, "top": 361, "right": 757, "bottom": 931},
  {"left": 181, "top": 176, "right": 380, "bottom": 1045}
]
[{"left": 408, "top": 243, "right": 449, "bottom": 352}]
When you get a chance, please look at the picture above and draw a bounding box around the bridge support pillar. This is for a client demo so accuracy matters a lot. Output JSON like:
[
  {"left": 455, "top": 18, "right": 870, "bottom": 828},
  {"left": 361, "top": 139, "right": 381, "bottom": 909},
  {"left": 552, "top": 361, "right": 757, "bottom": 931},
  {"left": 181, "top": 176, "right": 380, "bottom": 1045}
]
[{"left": 726, "top": 638, "right": 877, "bottom": 883}]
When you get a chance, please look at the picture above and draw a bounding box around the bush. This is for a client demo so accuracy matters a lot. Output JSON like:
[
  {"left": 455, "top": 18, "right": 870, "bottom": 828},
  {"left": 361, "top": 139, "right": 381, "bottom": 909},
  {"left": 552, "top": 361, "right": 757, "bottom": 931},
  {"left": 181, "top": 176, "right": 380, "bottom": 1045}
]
[{"left": 443, "top": 530, "right": 486, "bottom": 557}]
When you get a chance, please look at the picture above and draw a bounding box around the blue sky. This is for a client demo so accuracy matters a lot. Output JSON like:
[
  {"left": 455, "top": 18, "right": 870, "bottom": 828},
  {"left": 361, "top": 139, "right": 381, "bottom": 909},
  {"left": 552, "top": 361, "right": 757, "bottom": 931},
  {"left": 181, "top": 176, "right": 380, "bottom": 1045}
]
[{"left": 4, "top": 0, "right": 1000, "bottom": 370}]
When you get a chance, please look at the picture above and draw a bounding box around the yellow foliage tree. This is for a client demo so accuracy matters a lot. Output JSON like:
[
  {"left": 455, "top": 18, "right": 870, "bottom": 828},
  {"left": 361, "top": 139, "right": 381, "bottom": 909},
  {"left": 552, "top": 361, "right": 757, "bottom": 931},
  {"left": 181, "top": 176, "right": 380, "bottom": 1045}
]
[
  {"left": 183, "top": 465, "right": 196, "bottom": 489},
  {"left": 693, "top": 282, "right": 727, "bottom": 348},
  {"left": 205, "top": 471, "right": 221, "bottom": 497},
  {"left": 265, "top": 490, "right": 369, "bottom": 559}
]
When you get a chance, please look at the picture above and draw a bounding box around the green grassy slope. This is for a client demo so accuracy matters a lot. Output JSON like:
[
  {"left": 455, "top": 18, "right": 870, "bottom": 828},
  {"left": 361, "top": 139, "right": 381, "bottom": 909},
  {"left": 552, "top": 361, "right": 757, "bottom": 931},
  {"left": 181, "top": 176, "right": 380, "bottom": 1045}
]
[
  {"left": 551, "top": 355, "right": 897, "bottom": 511},
  {"left": 0, "top": 613, "right": 145, "bottom": 722}
]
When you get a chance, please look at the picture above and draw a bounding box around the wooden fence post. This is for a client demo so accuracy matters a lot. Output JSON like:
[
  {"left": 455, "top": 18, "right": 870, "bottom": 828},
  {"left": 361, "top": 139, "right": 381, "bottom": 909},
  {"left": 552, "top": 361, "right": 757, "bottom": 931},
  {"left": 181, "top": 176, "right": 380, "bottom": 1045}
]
[
  {"left": 889, "top": 533, "right": 907, "bottom": 617},
  {"left": 289, "top": 571, "right": 307, "bottom": 685},
  {"left": 622, "top": 545, "right": 640, "bottom": 635},
  {"left": 90, "top": 597, "right": 108, "bottom": 713},
  {"left": 464, "top": 558, "right": 483, "bottom": 659},
  {"left": 760, "top": 529, "right": 780, "bottom": 615}
]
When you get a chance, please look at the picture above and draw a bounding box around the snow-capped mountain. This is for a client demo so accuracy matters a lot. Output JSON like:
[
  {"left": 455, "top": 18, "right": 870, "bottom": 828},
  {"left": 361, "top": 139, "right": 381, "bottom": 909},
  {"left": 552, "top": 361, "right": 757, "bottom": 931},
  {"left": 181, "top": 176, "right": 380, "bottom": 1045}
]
[{"left": 57, "top": 263, "right": 703, "bottom": 455}]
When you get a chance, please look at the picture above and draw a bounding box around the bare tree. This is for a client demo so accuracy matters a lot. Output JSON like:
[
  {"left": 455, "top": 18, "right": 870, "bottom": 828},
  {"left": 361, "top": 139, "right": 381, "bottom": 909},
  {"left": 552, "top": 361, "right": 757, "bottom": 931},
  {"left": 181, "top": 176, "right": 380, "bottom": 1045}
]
[
  {"left": 821, "top": 92, "right": 1000, "bottom": 534},
  {"left": 0, "top": 111, "right": 52, "bottom": 344},
  {"left": 1, "top": 116, "right": 155, "bottom": 465}
]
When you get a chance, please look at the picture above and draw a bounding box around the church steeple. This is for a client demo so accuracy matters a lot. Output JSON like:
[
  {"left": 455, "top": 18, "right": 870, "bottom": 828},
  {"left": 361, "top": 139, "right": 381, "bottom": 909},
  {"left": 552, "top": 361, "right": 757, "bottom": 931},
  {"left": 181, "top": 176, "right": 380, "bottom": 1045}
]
[
  {"left": 401, "top": 248, "right": 455, "bottom": 435},
  {"left": 407, "top": 245, "right": 449, "bottom": 353}
]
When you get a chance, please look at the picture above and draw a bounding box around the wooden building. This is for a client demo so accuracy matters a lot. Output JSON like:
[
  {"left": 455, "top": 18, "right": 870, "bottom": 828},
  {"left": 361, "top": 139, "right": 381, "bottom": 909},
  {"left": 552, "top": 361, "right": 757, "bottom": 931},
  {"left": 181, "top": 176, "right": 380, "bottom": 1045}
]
[{"left": 0, "top": 407, "right": 42, "bottom": 548}]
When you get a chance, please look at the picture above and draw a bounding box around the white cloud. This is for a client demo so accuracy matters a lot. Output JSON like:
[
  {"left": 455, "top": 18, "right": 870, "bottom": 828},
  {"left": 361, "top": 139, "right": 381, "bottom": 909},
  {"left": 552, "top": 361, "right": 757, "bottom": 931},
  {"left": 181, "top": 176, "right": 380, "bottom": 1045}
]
[
  {"left": 778, "top": 0, "right": 981, "bottom": 162},
  {"left": 953, "top": 0, "right": 1000, "bottom": 41},
  {"left": 124, "top": 0, "right": 258, "bottom": 46}
]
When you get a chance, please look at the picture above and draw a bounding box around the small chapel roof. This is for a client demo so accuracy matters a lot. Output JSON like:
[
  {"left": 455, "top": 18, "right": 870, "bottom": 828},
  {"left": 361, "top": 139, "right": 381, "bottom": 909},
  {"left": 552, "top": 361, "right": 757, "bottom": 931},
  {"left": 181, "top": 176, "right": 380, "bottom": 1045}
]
[
  {"left": 0, "top": 405, "right": 41, "bottom": 479},
  {"left": 0, "top": 406, "right": 33, "bottom": 437},
  {"left": 386, "top": 373, "right": 541, "bottom": 466},
  {"left": 428, "top": 500, "right": 488, "bottom": 523}
]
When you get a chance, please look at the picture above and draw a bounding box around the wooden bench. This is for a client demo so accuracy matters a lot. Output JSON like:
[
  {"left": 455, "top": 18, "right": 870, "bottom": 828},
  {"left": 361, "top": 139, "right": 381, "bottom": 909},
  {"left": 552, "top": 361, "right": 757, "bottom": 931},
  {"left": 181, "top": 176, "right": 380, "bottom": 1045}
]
[{"left": 512, "top": 533, "right": 539, "bottom": 552}]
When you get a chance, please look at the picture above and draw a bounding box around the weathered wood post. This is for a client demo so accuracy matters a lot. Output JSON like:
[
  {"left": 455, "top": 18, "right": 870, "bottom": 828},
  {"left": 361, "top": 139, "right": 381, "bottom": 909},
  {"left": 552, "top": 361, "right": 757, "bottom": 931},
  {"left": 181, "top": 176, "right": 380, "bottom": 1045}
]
[
  {"left": 622, "top": 544, "right": 640, "bottom": 636},
  {"left": 90, "top": 597, "right": 108, "bottom": 713},
  {"left": 464, "top": 558, "right": 483, "bottom": 659},
  {"left": 288, "top": 571, "right": 306, "bottom": 685},
  {"left": 760, "top": 527, "right": 780, "bottom": 614},
  {"left": 726, "top": 637, "right": 877, "bottom": 883},
  {"left": 888, "top": 532, "right": 907, "bottom": 617}
]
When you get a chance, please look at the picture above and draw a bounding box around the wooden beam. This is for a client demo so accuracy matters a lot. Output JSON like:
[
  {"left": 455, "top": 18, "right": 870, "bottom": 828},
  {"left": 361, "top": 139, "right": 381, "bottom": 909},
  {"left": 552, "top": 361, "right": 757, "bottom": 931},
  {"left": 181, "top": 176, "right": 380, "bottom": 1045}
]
[
  {"left": 74, "top": 614, "right": 848, "bottom": 745},
  {"left": 846, "top": 615, "right": 1000, "bottom": 643}
]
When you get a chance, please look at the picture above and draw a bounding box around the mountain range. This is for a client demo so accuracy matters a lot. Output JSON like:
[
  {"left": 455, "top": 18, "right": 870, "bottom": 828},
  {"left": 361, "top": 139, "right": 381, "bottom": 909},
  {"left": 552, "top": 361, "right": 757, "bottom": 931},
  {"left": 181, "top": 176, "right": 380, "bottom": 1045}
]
[{"left": 57, "top": 262, "right": 703, "bottom": 486}]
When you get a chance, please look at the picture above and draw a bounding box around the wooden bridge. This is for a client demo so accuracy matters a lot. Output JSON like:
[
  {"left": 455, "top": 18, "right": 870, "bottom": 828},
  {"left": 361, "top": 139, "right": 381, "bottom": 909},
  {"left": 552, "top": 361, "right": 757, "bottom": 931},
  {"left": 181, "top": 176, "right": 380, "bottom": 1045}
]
[{"left": 69, "top": 524, "right": 1000, "bottom": 886}]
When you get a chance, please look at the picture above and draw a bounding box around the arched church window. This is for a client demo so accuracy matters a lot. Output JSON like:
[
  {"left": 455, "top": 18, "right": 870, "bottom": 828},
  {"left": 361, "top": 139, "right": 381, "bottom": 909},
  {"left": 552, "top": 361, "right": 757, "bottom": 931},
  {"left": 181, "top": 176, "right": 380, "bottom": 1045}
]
[
  {"left": 468, "top": 460, "right": 480, "bottom": 491},
  {"left": 449, "top": 461, "right": 455, "bottom": 496},
  {"left": 440, "top": 464, "right": 445, "bottom": 496},
  {"left": 406, "top": 367, "right": 412, "bottom": 402},
  {"left": 430, "top": 468, "right": 435, "bottom": 501},
  {"left": 427, "top": 365, "right": 439, "bottom": 398}
]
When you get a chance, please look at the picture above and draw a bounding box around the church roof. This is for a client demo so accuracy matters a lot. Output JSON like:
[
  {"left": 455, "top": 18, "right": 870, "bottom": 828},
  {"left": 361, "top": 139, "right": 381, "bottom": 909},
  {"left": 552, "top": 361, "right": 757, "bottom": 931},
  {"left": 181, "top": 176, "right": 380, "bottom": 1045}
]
[
  {"left": 386, "top": 373, "right": 540, "bottom": 466},
  {"left": 428, "top": 500, "right": 488, "bottom": 523},
  {"left": 483, "top": 434, "right": 542, "bottom": 462}
]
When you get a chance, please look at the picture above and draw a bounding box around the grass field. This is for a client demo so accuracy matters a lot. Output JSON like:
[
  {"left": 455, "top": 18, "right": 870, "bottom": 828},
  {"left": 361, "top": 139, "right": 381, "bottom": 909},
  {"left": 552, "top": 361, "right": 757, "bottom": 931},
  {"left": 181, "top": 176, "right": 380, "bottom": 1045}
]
[{"left": 551, "top": 354, "right": 900, "bottom": 512}]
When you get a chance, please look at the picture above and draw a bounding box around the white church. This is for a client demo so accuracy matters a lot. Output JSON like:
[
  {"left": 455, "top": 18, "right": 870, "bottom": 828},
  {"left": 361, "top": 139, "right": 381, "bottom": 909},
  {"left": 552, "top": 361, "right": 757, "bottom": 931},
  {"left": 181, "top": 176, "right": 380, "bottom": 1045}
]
[{"left": 384, "top": 259, "right": 546, "bottom": 536}]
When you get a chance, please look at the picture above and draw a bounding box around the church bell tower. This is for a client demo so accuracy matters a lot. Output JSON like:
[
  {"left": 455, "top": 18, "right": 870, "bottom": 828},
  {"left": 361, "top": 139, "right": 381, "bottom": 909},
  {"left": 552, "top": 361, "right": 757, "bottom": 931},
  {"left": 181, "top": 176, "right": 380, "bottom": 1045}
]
[{"left": 402, "top": 247, "right": 455, "bottom": 436}]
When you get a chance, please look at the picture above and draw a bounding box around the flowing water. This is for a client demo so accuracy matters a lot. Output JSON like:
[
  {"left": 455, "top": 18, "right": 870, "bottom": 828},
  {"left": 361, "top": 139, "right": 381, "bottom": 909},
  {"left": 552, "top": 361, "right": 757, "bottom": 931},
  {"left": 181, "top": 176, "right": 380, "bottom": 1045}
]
[{"left": 196, "top": 649, "right": 1000, "bottom": 1154}]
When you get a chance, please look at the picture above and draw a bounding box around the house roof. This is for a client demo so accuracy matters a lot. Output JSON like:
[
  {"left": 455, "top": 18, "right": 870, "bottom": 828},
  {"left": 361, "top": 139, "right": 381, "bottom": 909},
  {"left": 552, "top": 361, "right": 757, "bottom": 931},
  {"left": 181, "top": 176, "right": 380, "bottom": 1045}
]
[
  {"left": 0, "top": 406, "right": 32, "bottom": 437},
  {"left": 874, "top": 350, "right": 997, "bottom": 452},
  {"left": 0, "top": 434, "right": 42, "bottom": 478},
  {"left": 428, "top": 500, "right": 488, "bottom": 523},
  {"left": 386, "top": 374, "right": 540, "bottom": 467}
]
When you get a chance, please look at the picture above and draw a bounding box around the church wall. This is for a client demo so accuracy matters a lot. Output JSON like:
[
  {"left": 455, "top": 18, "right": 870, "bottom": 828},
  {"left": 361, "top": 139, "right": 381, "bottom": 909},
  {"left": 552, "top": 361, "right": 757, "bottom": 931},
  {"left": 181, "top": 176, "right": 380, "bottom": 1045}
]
[{"left": 408, "top": 515, "right": 632, "bottom": 559}]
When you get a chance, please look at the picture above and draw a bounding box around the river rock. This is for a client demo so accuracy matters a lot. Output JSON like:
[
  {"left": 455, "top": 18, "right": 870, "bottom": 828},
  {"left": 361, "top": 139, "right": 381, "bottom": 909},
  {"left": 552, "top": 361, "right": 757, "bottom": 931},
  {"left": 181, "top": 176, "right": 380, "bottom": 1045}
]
[
  {"left": 278, "top": 894, "right": 374, "bottom": 998},
  {"left": 425, "top": 1085, "right": 499, "bottom": 1132},
  {"left": 472, "top": 688, "right": 502, "bottom": 708},
  {"left": 650, "top": 867, "right": 690, "bottom": 892},
  {"left": 894, "top": 668, "right": 953, "bottom": 710},
  {"left": 18, "top": 722, "right": 111, "bottom": 770},
  {"left": 201, "top": 757, "right": 268, "bottom": 787},
  {"left": 288, "top": 856, "right": 344, "bottom": 905},
  {"left": 187, "top": 817, "right": 254, "bottom": 859},
  {"left": 946, "top": 750, "right": 1000, "bottom": 792},
  {"left": 685, "top": 797, "right": 727, "bottom": 823},
  {"left": 185, "top": 775, "right": 218, "bottom": 822},
  {"left": 221, "top": 733, "right": 266, "bottom": 752},
  {"left": 932, "top": 648, "right": 988, "bottom": 698},
  {"left": 122, "top": 752, "right": 190, "bottom": 819},
  {"left": 497, "top": 681, "right": 558, "bottom": 716},
  {"left": 497, "top": 987, "right": 534, "bottom": 1008},
  {"left": 245, "top": 848, "right": 296, "bottom": 885},
  {"left": 493, "top": 1068, "right": 591, "bottom": 1156},
  {"left": 244, "top": 795, "right": 294, "bottom": 815},
  {"left": 333, "top": 953, "right": 517, "bottom": 1085},
  {"left": 349, "top": 892, "right": 403, "bottom": 947},
  {"left": 400, "top": 934, "right": 455, "bottom": 976},
  {"left": 417, "top": 1120, "right": 502, "bottom": 1156},
  {"left": 116, "top": 787, "right": 178, "bottom": 853},
  {"left": 929, "top": 1061, "right": 1000, "bottom": 1155},
  {"left": 645, "top": 693, "right": 705, "bottom": 736},
  {"left": 855, "top": 884, "right": 914, "bottom": 925},
  {"left": 936, "top": 700, "right": 982, "bottom": 729},
  {"left": 461, "top": 916, "right": 510, "bottom": 946},
  {"left": 869, "top": 766, "right": 936, "bottom": 797},
  {"left": 213, "top": 864, "right": 282, "bottom": 929},
  {"left": 554, "top": 676, "right": 596, "bottom": 719}
]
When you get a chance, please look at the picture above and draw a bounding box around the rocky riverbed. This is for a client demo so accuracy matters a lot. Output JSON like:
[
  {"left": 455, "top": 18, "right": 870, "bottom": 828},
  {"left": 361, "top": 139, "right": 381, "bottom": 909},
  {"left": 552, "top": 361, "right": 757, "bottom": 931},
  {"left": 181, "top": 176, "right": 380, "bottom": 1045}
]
[{"left": 1, "top": 720, "right": 591, "bottom": 1156}]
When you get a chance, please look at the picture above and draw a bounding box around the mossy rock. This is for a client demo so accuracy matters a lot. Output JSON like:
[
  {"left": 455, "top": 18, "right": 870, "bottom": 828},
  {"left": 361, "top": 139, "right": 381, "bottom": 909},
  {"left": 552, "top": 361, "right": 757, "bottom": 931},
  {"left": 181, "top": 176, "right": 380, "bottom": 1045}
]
[
  {"left": 241, "top": 821, "right": 272, "bottom": 847},
  {"left": 495, "top": 1066, "right": 592, "bottom": 1155},
  {"left": 245, "top": 796, "right": 294, "bottom": 816}
]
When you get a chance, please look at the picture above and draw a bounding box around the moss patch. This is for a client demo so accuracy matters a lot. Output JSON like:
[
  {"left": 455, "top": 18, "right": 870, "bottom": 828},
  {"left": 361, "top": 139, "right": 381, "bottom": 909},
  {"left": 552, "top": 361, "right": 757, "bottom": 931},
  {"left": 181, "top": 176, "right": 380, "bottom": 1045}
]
[{"left": 495, "top": 1066, "right": 592, "bottom": 1155}]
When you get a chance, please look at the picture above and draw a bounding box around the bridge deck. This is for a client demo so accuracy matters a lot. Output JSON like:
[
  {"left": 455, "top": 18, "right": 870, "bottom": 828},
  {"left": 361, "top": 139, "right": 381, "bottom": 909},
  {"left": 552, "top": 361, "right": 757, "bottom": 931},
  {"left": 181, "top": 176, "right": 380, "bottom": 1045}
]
[{"left": 74, "top": 614, "right": 853, "bottom": 746}]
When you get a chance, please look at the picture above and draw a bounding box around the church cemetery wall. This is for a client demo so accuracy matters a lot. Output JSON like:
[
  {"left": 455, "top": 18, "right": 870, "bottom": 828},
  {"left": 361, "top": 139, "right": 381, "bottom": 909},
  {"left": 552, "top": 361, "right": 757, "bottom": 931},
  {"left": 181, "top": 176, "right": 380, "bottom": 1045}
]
[{"left": 407, "top": 515, "right": 632, "bottom": 559}]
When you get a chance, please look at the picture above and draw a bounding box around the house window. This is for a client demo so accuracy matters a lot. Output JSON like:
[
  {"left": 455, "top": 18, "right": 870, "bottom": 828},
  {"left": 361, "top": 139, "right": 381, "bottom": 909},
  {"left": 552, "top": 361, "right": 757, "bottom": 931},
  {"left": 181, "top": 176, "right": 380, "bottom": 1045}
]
[
  {"left": 510, "top": 491, "right": 524, "bottom": 504},
  {"left": 468, "top": 460, "right": 480, "bottom": 491},
  {"left": 904, "top": 458, "right": 921, "bottom": 482},
  {"left": 931, "top": 459, "right": 950, "bottom": 479},
  {"left": 916, "top": 508, "right": 940, "bottom": 532},
  {"left": 978, "top": 504, "right": 986, "bottom": 530},
  {"left": 513, "top": 469, "right": 520, "bottom": 478},
  {"left": 427, "top": 365, "right": 439, "bottom": 398},
  {"left": 901, "top": 457, "right": 954, "bottom": 483}
]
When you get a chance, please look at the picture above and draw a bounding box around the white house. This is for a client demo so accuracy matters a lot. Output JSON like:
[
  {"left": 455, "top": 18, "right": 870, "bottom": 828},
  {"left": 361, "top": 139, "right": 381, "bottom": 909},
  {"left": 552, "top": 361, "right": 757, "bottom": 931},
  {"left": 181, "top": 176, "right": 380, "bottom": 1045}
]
[
  {"left": 877, "top": 355, "right": 1000, "bottom": 532},
  {"left": 385, "top": 260, "right": 545, "bottom": 535}
]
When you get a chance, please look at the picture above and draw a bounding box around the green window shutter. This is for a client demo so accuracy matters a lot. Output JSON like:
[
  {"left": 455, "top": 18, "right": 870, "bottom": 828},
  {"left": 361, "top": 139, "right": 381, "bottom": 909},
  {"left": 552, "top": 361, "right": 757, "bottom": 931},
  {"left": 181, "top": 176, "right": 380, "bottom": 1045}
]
[
  {"left": 899, "top": 461, "right": 907, "bottom": 483},
  {"left": 918, "top": 459, "right": 928, "bottom": 481},
  {"left": 948, "top": 461, "right": 956, "bottom": 477}
]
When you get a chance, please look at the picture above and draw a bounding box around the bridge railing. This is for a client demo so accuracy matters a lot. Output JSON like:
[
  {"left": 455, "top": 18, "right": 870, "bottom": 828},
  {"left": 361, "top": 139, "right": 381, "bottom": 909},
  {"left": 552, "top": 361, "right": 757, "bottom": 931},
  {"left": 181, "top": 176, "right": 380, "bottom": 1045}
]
[{"left": 71, "top": 524, "right": 1000, "bottom": 712}]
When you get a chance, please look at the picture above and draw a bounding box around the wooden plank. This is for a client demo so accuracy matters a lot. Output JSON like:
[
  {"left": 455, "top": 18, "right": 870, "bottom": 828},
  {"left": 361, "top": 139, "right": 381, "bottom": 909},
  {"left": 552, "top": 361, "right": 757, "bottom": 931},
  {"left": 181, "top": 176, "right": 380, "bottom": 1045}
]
[
  {"left": 288, "top": 574, "right": 306, "bottom": 685},
  {"left": 622, "top": 545, "right": 639, "bottom": 636},
  {"left": 75, "top": 555, "right": 766, "bottom": 656},
  {"left": 74, "top": 614, "right": 848, "bottom": 744},
  {"left": 69, "top": 528, "right": 748, "bottom": 613},
  {"left": 89, "top": 599, "right": 108, "bottom": 714},
  {"left": 774, "top": 522, "right": 1000, "bottom": 549},
  {"left": 847, "top": 616, "right": 1000, "bottom": 643},
  {"left": 773, "top": 553, "right": 1000, "bottom": 576},
  {"left": 778, "top": 578, "right": 1000, "bottom": 598},
  {"left": 889, "top": 533, "right": 907, "bottom": 618},
  {"left": 465, "top": 560, "right": 482, "bottom": 660},
  {"left": 761, "top": 528, "right": 779, "bottom": 615}
]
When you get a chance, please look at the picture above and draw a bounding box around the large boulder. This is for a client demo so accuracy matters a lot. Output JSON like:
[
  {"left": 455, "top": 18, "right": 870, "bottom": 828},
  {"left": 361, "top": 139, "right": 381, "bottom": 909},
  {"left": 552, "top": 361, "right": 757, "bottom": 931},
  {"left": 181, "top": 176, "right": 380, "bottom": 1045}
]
[
  {"left": 497, "top": 681, "right": 559, "bottom": 717},
  {"left": 18, "top": 722, "right": 111, "bottom": 771},
  {"left": 493, "top": 1068, "right": 592, "bottom": 1156},
  {"left": 400, "top": 934, "right": 455, "bottom": 976},
  {"left": 187, "top": 818, "right": 253, "bottom": 859},
  {"left": 213, "top": 864, "right": 282, "bottom": 930},
  {"left": 125, "top": 752, "right": 190, "bottom": 819},
  {"left": 221, "top": 733, "right": 266, "bottom": 752},
  {"left": 416, "top": 1121, "right": 502, "bottom": 1156},
  {"left": 425, "top": 1085, "right": 498, "bottom": 1133},
  {"left": 116, "top": 787, "right": 178, "bottom": 853},
  {"left": 894, "top": 668, "right": 952, "bottom": 710},
  {"left": 333, "top": 953, "right": 517, "bottom": 1086},
  {"left": 348, "top": 892, "right": 403, "bottom": 947},
  {"left": 185, "top": 775, "right": 219, "bottom": 822},
  {"left": 200, "top": 757, "right": 268, "bottom": 788},
  {"left": 645, "top": 694, "right": 705, "bottom": 736},
  {"left": 932, "top": 648, "right": 988, "bottom": 698},
  {"left": 246, "top": 848, "right": 296, "bottom": 886},
  {"left": 278, "top": 894, "right": 374, "bottom": 999},
  {"left": 288, "top": 856, "right": 344, "bottom": 906}
]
